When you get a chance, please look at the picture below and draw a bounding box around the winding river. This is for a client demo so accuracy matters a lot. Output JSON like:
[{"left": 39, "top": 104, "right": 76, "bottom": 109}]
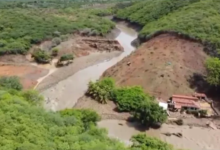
[{"left": 42, "top": 24, "right": 137, "bottom": 111}]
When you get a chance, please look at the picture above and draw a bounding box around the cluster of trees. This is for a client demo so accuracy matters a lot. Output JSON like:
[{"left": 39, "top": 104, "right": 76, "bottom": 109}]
[
  {"left": 87, "top": 78, "right": 167, "bottom": 126},
  {"left": 0, "top": 76, "right": 177, "bottom": 150},
  {"left": 116, "top": 0, "right": 199, "bottom": 26},
  {"left": 0, "top": 6, "right": 114, "bottom": 55}
]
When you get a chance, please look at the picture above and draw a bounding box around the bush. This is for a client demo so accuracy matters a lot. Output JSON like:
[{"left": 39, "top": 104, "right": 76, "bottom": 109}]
[
  {"left": 51, "top": 37, "right": 62, "bottom": 47},
  {"left": 59, "top": 109, "right": 101, "bottom": 125},
  {"left": 205, "top": 57, "right": 220, "bottom": 86},
  {"left": 87, "top": 77, "right": 115, "bottom": 104},
  {"left": 22, "top": 90, "right": 44, "bottom": 106},
  {"left": 51, "top": 48, "right": 59, "bottom": 56},
  {"left": 0, "top": 76, "right": 23, "bottom": 90},
  {"left": 59, "top": 54, "right": 74, "bottom": 62},
  {"left": 110, "top": 86, "right": 152, "bottom": 112},
  {"left": 133, "top": 102, "right": 167, "bottom": 126},
  {"left": 32, "top": 50, "right": 51, "bottom": 63},
  {"left": 131, "top": 134, "right": 175, "bottom": 150}
]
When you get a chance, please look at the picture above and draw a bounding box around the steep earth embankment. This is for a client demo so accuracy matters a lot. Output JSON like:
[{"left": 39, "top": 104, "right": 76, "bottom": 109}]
[{"left": 103, "top": 33, "right": 208, "bottom": 100}]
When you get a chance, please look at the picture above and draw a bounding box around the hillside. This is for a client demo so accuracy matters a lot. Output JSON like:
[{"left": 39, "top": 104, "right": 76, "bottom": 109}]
[
  {"left": 103, "top": 33, "right": 208, "bottom": 100},
  {"left": 116, "top": 0, "right": 220, "bottom": 56}
]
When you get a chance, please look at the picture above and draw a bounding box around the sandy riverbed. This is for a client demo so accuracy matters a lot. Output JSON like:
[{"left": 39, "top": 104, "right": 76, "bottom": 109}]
[{"left": 98, "top": 119, "right": 220, "bottom": 150}]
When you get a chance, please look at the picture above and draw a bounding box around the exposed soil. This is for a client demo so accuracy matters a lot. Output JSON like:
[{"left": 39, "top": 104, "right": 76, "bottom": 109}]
[
  {"left": 31, "top": 34, "right": 123, "bottom": 58},
  {"left": 0, "top": 63, "right": 48, "bottom": 89},
  {"left": 103, "top": 33, "right": 208, "bottom": 100}
]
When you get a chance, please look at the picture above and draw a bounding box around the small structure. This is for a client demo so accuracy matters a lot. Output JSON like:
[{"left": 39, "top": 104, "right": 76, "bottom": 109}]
[
  {"left": 159, "top": 102, "right": 168, "bottom": 110},
  {"left": 168, "top": 95, "right": 200, "bottom": 111}
]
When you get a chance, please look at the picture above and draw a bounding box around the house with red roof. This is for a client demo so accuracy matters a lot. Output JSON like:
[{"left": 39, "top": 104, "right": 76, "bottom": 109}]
[{"left": 168, "top": 94, "right": 201, "bottom": 111}]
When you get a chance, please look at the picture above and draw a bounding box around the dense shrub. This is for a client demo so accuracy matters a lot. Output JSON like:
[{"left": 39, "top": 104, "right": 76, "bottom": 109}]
[
  {"left": 131, "top": 134, "right": 175, "bottom": 150},
  {"left": 205, "top": 57, "right": 220, "bottom": 86},
  {"left": 133, "top": 102, "right": 167, "bottom": 126},
  {"left": 87, "top": 78, "right": 115, "bottom": 104},
  {"left": 32, "top": 50, "right": 51, "bottom": 63},
  {"left": 59, "top": 109, "right": 101, "bottom": 125},
  {"left": 110, "top": 86, "right": 153, "bottom": 112},
  {"left": 59, "top": 54, "right": 74, "bottom": 62},
  {"left": 51, "top": 48, "right": 59, "bottom": 56},
  {"left": 0, "top": 76, "right": 23, "bottom": 90}
]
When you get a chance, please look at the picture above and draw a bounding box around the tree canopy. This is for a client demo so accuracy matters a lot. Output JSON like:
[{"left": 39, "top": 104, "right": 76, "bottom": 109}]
[{"left": 205, "top": 57, "right": 220, "bottom": 86}]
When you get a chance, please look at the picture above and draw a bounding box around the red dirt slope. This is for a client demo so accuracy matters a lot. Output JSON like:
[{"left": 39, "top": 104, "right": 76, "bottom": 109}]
[{"left": 103, "top": 34, "right": 208, "bottom": 100}]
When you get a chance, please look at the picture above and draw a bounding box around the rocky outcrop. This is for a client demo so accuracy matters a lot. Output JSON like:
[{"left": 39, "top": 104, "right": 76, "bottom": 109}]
[{"left": 82, "top": 38, "right": 123, "bottom": 52}]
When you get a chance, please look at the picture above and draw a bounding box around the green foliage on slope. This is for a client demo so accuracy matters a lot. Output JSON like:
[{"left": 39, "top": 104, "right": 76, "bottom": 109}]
[
  {"left": 0, "top": 6, "right": 114, "bottom": 55},
  {"left": 0, "top": 90, "right": 128, "bottom": 150},
  {"left": 116, "top": 0, "right": 220, "bottom": 56},
  {"left": 205, "top": 57, "right": 220, "bottom": 86},
  {"left": 116, "top": 0, "right": 199, "bottom": 26}
]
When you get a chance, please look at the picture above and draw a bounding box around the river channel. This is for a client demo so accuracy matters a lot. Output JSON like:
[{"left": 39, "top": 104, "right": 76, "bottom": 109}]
[{"left": 42, "top": 24, "right": 137, "bottom": 111}]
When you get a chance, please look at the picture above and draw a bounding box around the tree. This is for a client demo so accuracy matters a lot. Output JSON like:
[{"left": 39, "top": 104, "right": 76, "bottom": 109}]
[
  {"left": 205, "top": 57, "right": 220, "bottom": 86},
  {"left": 110, "top": 86, "right": 153, "bottom": 112},
  {"left": 133, "top": 102, "right": 167, "bottom": 126},
  {"left": 87, "top": 78, "right": 115, "bottom": 104},
  {"left": 32, "top": 50, "right": 51, "bottom": 64}
]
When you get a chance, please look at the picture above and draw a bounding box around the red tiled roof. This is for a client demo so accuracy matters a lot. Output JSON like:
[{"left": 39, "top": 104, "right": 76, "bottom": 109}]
[
  {"left": 172, "top": 95, "right": 198, "bottom": 101},
  {"left": 172, "top": 96, "right": 200, "bottom": 108}
]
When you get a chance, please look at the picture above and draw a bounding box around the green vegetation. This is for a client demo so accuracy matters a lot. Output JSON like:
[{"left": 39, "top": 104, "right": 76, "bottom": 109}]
[
  {"left": 59, "top": 54, "right": 74, "bottom": 62},
  {"left": 0, "top": 91, "right": 129, "bottom": 150},
  {"left": 51, "top": 48, "right": 59, "bottom": 56},
  {"left": 111, "top": 86, "right": 153, "bottom": 112},
  {"left": 131, "top": 134, "right": 175, "bottom": 150},
  {"left": 116, "top": 0, "right": 199, "bottom": 26},
  {"left": 0, "top": 76, "right": 23, "bottom": 91},
  {"left": 0, "top": 75, "right": 176, "bottom": 150},
  {"left": 32, "top": 50, "right": 51, "bottom": 63},
  {"left": 87, "top": 78, "right": 167, "bottom": 126},
  {"left": 0, "top": 4, "right": 115, "bottom": 55},
  {"left": 133, "top": 102, "right": 167, "bottom": 126},
  {"left": 116, "top": 0, "right": 220, "bottom": 56},
  {"left": 205, "top": 57, "right": 220, "bottom": 86},
  {"left": 87, "top": 78, "right": 115, "bottom": 104}
]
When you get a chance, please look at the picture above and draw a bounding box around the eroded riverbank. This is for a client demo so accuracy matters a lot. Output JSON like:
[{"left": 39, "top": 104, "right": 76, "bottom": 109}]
[{"left": 41, "top": 24, "right": 137, "bottom": 111}]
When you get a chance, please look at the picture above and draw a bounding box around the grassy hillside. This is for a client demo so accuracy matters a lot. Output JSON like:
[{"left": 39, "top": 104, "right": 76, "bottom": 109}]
[{"left": 116, "top": 0, "right": 220, "bottom": 56}]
